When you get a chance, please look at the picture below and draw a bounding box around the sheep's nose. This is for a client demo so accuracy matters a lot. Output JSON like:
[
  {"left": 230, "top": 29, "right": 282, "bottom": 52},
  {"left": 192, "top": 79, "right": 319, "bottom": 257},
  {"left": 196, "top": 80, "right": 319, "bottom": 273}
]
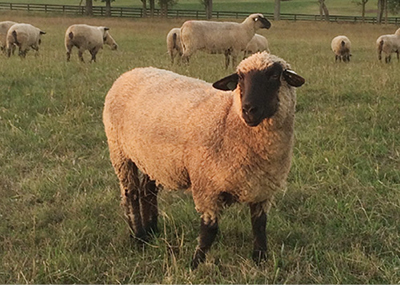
[{"left": 242, "top": 104, "right": 258, "bottom": 115}]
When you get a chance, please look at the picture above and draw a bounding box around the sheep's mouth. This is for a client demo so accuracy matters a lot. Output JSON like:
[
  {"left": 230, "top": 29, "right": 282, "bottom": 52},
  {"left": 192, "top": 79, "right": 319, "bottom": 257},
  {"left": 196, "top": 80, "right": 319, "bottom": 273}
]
[{"left": 242, "top": 113, "right": 265, "bottom": 127}]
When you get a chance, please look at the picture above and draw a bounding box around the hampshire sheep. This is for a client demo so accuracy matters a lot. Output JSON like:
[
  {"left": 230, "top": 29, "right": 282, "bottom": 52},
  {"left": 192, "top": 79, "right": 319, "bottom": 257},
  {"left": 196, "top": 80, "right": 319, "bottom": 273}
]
[
  {"left": 6, "top": 23, "right": 45, "bottom": 58},
  {"left": 180, "top": 13, "right": 271, "bottom": 69},
  {"left": 65, "top": 24, "right": 118, "bottom": 63},
  {"left": 376, "top": 28, "right": 400, "bottom": 63},
  {"left": 331, "top": 35, "right": 351, "bottom": 62},
  {"left": 244, "top": 33, "right": 270, "bottom": 58},
  {"left": 0, "top": 21, "right": 16, "bottom": 54},
  {"left": 103, "top": 52, "right": 305, "bottom": 269},
  {"left": 166, "top": 27, "right": 183, "bottom": 65}
]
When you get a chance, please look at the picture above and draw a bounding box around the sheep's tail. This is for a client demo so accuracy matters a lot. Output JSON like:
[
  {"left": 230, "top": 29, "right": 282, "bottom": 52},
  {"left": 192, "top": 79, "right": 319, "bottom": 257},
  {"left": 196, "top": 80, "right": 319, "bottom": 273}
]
[
  {"left": 11, "top": 30, "right": 19, "bottom": 46},
  {"left": 68, "top": 31, "right": 74, "bottom": 40},
  {"left": 341, "top": 40, "right": 346, "bottom": 47},
  {"left": 378, "top": 39, "right": 384, "bottom": 61},
  {"left": 172, "top": 32, "right": 178, "bottom": 50}
]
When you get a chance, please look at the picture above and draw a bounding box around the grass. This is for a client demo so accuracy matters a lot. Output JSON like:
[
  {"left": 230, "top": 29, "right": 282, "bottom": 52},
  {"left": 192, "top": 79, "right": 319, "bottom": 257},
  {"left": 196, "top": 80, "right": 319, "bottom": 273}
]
[
  {"left": 0, "top": 0, "right": 388, "bottom": 16},
  {"left": 0, "top": 11, "right": 400, "bottom": 284}
]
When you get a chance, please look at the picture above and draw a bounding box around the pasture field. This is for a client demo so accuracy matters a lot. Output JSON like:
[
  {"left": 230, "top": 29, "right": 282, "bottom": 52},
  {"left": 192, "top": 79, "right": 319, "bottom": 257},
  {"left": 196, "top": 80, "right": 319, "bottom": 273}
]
[
  {"left": 0, "top": 12, "right": 399, "bottom": 284},
  {"left": 1, "top": 0, "right": 381, "bottom": 17}
]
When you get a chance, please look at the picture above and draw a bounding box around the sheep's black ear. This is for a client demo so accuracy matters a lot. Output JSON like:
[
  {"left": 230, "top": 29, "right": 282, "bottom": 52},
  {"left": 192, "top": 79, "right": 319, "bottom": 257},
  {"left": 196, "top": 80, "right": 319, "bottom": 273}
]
[
  {"left": 283, "top": 69, "right": 305, "bottom": 87},
  {"left": 104, "top": 27, "right": 110, "bottom": 31},
  {"left": 40, "top": 31, "right": 46, "bottom": 35},
  {"left": 212, "top": 73, "right": 239, "bottom": 91}
]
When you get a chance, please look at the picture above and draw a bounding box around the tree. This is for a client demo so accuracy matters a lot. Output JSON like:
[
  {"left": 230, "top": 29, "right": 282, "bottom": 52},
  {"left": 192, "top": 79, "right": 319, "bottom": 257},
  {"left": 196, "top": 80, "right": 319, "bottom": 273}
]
[
  {"left": 377, "top": 0, "right": 385, "bottom": 23},
  {"left": 141, "top": 0, "right": 147, "bottom": 17},
  {"left": 149, "top": 0, "right": 155, "bottom": 16},
  {"left": 85, "top": 0, "right": 93, "bottom": 16},
  {"left": 274, "top": 0, "right": 280, "bottom": 21},
  {"left": 352, "top": 0, "right": 368, "bottom": 22},
  {"left": 158, "top": 0, "right": 177, "bottom": 17},
  {"left": 318, "top": 0, "right": 329, "bottom": 21},
  {"left": 200, "top": 0, "right": 213, "bottom": 19},
  {"left": 96, "top": 0, "right": 115, "bottom": 16}
]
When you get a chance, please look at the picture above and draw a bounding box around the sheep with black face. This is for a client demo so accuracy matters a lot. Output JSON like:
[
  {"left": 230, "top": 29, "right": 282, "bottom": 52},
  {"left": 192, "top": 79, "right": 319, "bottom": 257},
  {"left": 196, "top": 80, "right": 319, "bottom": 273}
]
[{"left": 103, "top": 52, "right": 305, "bottom": 269}]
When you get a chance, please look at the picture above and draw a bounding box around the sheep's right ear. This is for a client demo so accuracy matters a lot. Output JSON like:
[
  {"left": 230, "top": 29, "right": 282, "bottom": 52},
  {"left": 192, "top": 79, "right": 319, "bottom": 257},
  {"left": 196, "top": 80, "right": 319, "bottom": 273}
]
[
  {"left": 104, "top": 27, "right": 110, "bottom": 31},
  {"left": 212, "top": 73, "right": 239, "bottom": 91},
  {"left": 40, "top": 31, "right": 46, "bottom": 35},
  {"left": 283, "top": 69, "right": 305, "bottom": 87}
]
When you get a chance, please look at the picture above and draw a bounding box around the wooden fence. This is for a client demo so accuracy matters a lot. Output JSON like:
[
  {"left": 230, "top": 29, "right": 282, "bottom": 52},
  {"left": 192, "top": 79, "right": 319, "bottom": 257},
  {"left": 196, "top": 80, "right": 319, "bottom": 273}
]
[{"left": 1, "top": 2, "right": 400, "bottom": 24}]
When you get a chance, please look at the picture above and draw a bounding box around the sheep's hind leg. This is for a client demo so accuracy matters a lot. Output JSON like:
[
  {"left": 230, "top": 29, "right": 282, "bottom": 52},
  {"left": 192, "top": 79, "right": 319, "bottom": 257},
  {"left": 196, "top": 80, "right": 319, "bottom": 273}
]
[
  {"left": 117, "top": 159, "right": 147, "bottom": 242},
  {"left": 249, "top": 202, "right": 267, "bottom": 264},
  {"left": 191, "top": 216, "right": 219, "bottom": 269},
  {"left": 140, "top": 174, "right": 159, "bottom": 236}
]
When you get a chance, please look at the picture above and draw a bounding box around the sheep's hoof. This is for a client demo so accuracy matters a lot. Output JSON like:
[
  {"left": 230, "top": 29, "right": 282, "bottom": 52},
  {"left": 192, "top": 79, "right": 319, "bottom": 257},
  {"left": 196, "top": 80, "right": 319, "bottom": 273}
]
[{"left": 252, "top": 250, "right": 267, "bottom": 264}]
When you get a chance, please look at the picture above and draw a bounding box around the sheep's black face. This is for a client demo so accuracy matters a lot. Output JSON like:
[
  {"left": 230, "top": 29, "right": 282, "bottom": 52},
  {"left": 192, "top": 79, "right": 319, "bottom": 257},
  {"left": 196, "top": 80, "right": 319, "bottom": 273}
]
[{"left": 239, "top": 63, "right": 282, "bottom": 127}]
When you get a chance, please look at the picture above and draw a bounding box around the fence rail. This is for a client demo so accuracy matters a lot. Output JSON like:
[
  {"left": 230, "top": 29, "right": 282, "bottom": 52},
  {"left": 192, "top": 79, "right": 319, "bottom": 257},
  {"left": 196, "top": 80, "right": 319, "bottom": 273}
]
[{"left": 1, "top": 2, "right": 400, "bottom": 24}]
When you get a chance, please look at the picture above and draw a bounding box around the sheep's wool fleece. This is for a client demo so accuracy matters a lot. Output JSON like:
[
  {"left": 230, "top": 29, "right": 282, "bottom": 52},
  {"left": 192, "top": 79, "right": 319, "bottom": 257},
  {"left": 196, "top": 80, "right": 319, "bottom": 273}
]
[
  {"left": 103, "top": 52, "right": 297, "bottom": 221},
  {"left": 331, "top": 35, "right": 351, "bottom": 55}
]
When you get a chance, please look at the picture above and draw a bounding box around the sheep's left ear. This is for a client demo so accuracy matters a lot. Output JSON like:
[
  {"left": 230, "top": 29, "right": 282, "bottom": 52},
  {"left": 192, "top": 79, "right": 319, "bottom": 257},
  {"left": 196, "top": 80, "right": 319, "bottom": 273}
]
[
  {"left": 212, "top": 73, "right": 239, "bottom": 91},
  {"left": 283, "top": 69, "right": 305, "bottom": 87},
  {"left": 40, "top": 31, "right": 46, "bottom": 35},
  {"left": 104, "top": 27, "right": 110, "bottom": 31}
]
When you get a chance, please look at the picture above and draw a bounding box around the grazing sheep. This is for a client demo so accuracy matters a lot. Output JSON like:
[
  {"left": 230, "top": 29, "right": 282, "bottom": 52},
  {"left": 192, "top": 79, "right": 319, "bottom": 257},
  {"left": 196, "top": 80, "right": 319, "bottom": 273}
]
[
  {"left": 244, "top": 33, "right": 270, "bottom": 58},
  {"left": 65, "top": 24, "right": 118, "bottom": 62},
  {"left": 180, "top": 13, "right": 271, "bottom": 68},
  {"left": 6, "top": 23, "right": 45, "bottom": 58},
  {"left": 331, "top": 35, "right": 351, "bottom": 62},
  {"left": 376, "top": 28, "right": 400, "bottom": 63},
  {"left": 166, "top": 27, "right": 183, "bottom": 65},
  {"left": 0, "top": 21, "right": 17, "bottom": 54},
  {"left": 103, "top": 52, "right": 305, "bottom": 269}
]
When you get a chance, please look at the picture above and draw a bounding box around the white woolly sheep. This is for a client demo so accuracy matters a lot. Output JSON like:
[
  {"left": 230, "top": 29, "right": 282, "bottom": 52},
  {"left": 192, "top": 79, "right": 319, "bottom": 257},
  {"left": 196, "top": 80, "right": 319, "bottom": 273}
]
[
  {"left": 65, "top": 24, "right": 118, "bottom": 63},
  {"left": 103, "top": 52, "right": 305, "bottom": 269},
  {"left": 244, "top": 33, "right": 270, "bottom": 58},
  {"left": 6, "top": 23, "right": 45, "bottom": 58},
  {"left": 331, "top": 35, "right": 351, "bottom": 62},
  {"left": 166, "top": 27, "right": 183, "bottom": 65},
  {"left": 376, "top": 28, "right": 400, "bottom": 63},
  {"left": 180, "top": 13, "right": 271, "bottom": 69},
  {"left": 0, "top": 21, "right": 17, "bottom": 54}
]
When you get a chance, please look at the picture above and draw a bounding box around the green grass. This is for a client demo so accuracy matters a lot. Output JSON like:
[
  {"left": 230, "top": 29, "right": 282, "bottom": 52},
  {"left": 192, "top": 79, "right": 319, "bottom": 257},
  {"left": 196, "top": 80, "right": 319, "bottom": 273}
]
[
  {"left": 0, "top": 0, "right": 389, "bottom": 16},
  {"left": 1, "top": 11, "right": 400, "bottom": 284}
]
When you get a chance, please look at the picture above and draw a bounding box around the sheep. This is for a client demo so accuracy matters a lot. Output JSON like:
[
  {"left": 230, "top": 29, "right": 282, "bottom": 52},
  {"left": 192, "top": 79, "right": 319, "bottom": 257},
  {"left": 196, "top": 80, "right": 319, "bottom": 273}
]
[
  {"left": 180, "top": 13, "right": 271, "bottom": 69},
  {"left": 243, "top": 33, "right": 270, "bottom": 58},
  {"left": 6, "top": 23, "right": 45, "bottom": 58},
  {"left": 0, "top": 21, "right": 17, "bottom": 54},
  {"left": 103, "top": 51, "right": 305, "bottom": 269},
  {"left": 376, "top": 28, "right": 400, "bottom": 63},
  {"left": 166, "top": 27, "right": 183, "bottom": 65},
  {"left": 331, "top": 35, "right": 351, "bottom": 62},
  {"left": 65, "top": 24, "right": 118, "bottom": 63}
]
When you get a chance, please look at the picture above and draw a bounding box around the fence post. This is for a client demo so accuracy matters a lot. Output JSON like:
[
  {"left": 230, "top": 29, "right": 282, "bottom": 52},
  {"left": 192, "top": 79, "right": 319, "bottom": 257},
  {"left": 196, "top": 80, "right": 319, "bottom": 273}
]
[{"left": 27, "top": 4, "right": 30, "bottom": 11}]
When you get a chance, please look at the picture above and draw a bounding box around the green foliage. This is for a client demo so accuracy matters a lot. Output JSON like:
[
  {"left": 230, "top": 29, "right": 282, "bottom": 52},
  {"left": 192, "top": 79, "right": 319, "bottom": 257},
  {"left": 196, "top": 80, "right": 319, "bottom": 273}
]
[
  {"left": 388, "top": 0, "right": 400, "bottom": 14},
  {"left": 0, "top": 12, "right": 399, "bottom": 284}
]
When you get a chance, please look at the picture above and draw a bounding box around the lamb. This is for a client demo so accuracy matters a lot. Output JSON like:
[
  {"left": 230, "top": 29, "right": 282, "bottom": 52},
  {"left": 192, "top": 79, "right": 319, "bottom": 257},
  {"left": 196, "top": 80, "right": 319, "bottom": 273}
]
[
  {"left": 65, "top": 24, "right": 118, "bottom": 62},
  {"left": 180, "top": 13, "right": 271, "bottom": 69},
  {"left": 6, "top": 23, "right": 45, "bottom": 58},
  {"left": 243, "top": 33, "right": 270, "bottom": 58},
  {"left": 103, "top": 51, "right": 305, "bottom": 269},
  {"left": 0, "top": 21, "right": 17, "bottom": 54},
  {"left": 331, "top": 35, "right": 351, "bottom": 62},
  {"left": 166, "top": 27, "right": 183, "bottom": 65},
  {"left": 376, "top": 28, "right": 400, "bottom": 63}
]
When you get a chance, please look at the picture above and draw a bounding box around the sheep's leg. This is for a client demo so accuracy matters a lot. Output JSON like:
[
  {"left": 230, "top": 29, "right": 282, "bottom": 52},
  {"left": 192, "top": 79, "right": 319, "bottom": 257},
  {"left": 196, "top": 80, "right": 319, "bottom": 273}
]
[
  {"left": 191, "top": 216, "right": 218, "bottom": 269},
  {"left": 396, "top": 51, "right": 399, "bottom": 62},
  {"left": 116, "top": 158, "right": 147, "bottom": 241},
  {"left": 224, "top": 50, "right": 230, "bottom": 69},
  {"left": 89, "top": 47, "right": 98, "bottom": 63},
  {"left": 140, "top": 174, "right": 159, "bottom": 236},
  {"left": 249, "top": 202, "right": 267, "bottom": 264},
  {"left": 78, "top": 50, "right": 85, "bottom": 62}
]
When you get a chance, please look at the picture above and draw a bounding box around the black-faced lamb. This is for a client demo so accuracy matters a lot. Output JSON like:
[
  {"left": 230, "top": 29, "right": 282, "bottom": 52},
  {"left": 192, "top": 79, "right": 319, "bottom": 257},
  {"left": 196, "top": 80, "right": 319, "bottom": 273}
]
[
  {"left": 376, "top": 28, "right": 400, "bottom": 63},
  {"left": 6, "top": 23, "right": 45, "bottom": 58},
  {"left": 331, "top": 35, "right": 351, "bottom": 62},
  {"left": 103, "top": 52, "right": 305, "bottom": 269},
  {"left": 180, "top": 13, "right": 271, "bottom": 69},
  {"left": 65, "top": 24, "right": 118, "bottom": 63},
  {"left": 0, "top": 21, "right": 17, "bottom": 54}
]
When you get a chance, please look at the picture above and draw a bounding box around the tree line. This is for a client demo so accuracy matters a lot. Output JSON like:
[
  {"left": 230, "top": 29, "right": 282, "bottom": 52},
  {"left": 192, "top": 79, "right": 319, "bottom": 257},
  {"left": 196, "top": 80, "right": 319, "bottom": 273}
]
[{"left": 83, "top": 0, "right": 400, "bottom": 23}]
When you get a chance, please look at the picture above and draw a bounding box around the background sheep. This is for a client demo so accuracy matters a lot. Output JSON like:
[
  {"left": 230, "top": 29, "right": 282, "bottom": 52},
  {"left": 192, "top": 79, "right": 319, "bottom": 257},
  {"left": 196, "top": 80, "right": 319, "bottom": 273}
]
[
  {"left": 6, "top": 23, "right": 45, "bottom": 58},
  {"left": 103, "top": 52, "right": 305, "bottom": 269},
  {"left": 166, "top": 27, "right": 183, "bottom": 65},
  {"left": 65, "top": 24, "right": 118, "bottom": 62},
  {"left": 0, "top": 21, "right": 17, "bottom": 54},
  {"left": 180, "top": 13, "right": 271, "bottom": 69},
  {"left": 376, "top": 28, "right": 400, "bottom": 63},
  {"left": 331, "top": 35, "right": 351, "bottom": 62},
  {"left": 243, "top": 33, "right": 270, "bottom": 58}
]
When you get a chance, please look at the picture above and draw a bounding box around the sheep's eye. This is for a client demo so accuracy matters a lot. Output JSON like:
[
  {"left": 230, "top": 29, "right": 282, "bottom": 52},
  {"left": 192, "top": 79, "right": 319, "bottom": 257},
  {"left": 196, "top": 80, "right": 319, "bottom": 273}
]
[{"left": 270, "top": 73, "right": 280, "bottom": 80}]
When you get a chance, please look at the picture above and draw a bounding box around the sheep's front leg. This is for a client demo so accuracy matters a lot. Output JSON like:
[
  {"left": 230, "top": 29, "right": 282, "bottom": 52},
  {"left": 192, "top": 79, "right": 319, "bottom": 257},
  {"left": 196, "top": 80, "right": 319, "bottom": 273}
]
[
  {"left": 191, "top": 216, "right": 218, "bottom": 269},
  {"left": 249, "top": 202, "right": 267, "bottom": 263}
]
